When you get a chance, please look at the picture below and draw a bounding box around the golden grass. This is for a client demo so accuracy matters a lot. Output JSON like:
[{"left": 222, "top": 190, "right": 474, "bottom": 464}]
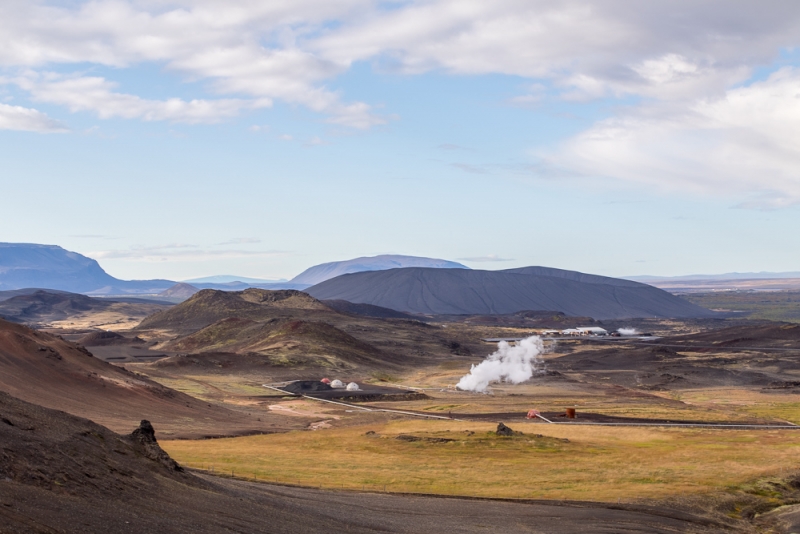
[
  {"left": 673, "top": 388, "right": 800, "bottom": 424},
  {"left": 162, "top": 419, "right": 800, "bottom": 502}
]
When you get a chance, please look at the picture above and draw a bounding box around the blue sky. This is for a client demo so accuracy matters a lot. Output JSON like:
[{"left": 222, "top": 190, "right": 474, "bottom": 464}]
[{"left": 1, "top": 1, "right": 800, "bottom": 281}]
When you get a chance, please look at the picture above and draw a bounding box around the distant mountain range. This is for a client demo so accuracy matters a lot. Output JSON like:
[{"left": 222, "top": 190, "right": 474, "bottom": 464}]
[
  {"left": 290, "top": 255, "right": 468, "bottom": 285},
  {"left": 627, "top": 272, "right": 800, "bottom": 293},
  {"left": 306, "top": 266, "right": 716, "bottom": 320},
  {"left": 628, "top": 272, "right": 800, "bottom": 282},
  {"left": 0, "top": 244, "right": 472, "bottom": 295},
  {"left": 183, "top": 275, "right": 287, "bottom": 284},
  {"left": 0, "top": 243, "right": 174, "bottom": 295}
]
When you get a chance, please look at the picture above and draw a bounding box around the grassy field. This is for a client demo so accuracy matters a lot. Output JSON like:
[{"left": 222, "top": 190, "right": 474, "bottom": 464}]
[
  {"left": 682, "top": 291, "right": 800, "bottom": 323},
  {"left": 162, "top": 419, "right": 800, "bottom": 502},
  {"left": 673, "top": 388, "right": 800, "bottom": 425}
]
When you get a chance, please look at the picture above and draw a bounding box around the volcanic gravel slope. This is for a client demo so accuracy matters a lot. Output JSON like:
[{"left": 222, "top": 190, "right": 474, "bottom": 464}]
[
  {"left": 305, "top": 267, "right": 717, "bottom": 319},
  {"left": 0, "top": 318, "right": 291, "bottom": 438},
  {"left": 0, "top": 391, "right": 737, "bottom": 534}
]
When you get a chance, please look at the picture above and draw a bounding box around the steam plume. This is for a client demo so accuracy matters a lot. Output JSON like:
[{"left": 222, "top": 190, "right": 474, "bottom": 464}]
[
  {"left": 617, "top": 327, "right": 638, "bottom": 336},
  {"left": 456, "top": 336, "right": 544, "bottom": 392}
]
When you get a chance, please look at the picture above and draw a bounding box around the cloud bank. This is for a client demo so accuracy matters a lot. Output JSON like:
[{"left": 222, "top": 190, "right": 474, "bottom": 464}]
[{"left": 1, "top": 1, "right": 799, "bottom": 204}]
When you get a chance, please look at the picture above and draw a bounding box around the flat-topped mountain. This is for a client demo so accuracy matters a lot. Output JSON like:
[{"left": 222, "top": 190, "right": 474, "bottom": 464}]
[
  {"left": 305, "top": 267, "right": 716, "bottom": 320},
  {"left": 0, "top": 242, "right": 175, "bottom": 294},
  {"left": 290, "top": 254, "right": 469, "bottom": 286}
]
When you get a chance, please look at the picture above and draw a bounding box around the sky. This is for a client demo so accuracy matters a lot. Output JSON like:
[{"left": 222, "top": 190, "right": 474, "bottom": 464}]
[{"left": 1, "top": 0, "right": 800, "bottom": 282}]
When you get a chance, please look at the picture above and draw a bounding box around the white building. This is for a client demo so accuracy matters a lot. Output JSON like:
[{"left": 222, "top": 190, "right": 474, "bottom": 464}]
[{"left": 577, "top": 327, "right": 608, "bottom": 336}]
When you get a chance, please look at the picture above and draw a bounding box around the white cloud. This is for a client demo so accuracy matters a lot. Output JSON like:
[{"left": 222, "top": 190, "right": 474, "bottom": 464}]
[
  {"left": 1, "top": 0, "right": 800, "bottom": 202},
  {"left": 91, "top": 243, "right": 285, "bottom": 261},
  {"left": 13, "top": 72, "right": 267, "bottom": 123},
  {"left": 4, "top": 1, "right": 798, "bottom": 128},
  {"left": 0, "top": 102, "right": 67, "bottom": 132},
  {"left": 451, "top": 163, "right": 488, "bottom": 174},
  {"left": 541, "top": 67, "right": 800, "bottom": 208},
  {"left": 304, "top": 136, "right": 328, "bottom": 146},
  {"left": 0, "top": 0, "right": 382, "bottom": 127},
  {"left": 216, "top": 238, "right": 261, "bottom": 245},
  {"left": 315, "top": 1, "right": 800, "bottom": 102},
  {"left": 458, "top": 255, "right": 515, "bottom": 262}
]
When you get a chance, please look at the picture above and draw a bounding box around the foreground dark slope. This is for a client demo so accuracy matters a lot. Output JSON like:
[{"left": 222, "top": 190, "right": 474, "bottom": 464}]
[
  {"left": 306, "top": 267, "right": 716, "bottom": 319},
  {"left": 0, "top": 318, "right": 290, "bottom": 438},
  {"left": 0, "top": 391, "right": 736, "bottom": 534}
]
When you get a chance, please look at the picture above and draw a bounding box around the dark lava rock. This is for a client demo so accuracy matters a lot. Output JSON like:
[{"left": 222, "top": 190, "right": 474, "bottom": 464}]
[
  {"left": 496, "top": 422, "right": 517, "bottom": 437},
  {"left": 396, "top": 434, "right": 455, "bottom": 443},
  {"left": 130, "top": 420, "right": 183, "bottom": 472}
]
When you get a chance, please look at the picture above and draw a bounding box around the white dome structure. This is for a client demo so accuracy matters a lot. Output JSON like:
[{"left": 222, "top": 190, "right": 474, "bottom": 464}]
[
  {"left": 330, "top": 379, "right": 345, "bottom": 389},
  {"left": 346, "top": 382, "right": 359, "bottom": 391}
]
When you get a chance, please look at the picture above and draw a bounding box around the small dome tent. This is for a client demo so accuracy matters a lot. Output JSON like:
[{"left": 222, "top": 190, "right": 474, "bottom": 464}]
[
  {"left": 330, "top": 379, "right": 345, "bottom": 389},
  {"left": 346, "top": 382, "right": 359, "bottom": 391}
]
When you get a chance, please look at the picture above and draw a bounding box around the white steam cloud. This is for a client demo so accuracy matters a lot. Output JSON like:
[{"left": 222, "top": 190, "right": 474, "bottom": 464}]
[
  {"left": 456, "top": 336, "right": 544, "bottom": 393},
  {"left": 618, "top": 327, "right": 638, "bottom": 336}
]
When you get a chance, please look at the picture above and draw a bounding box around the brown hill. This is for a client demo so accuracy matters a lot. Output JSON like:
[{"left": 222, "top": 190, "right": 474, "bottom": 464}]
[
  {"left": 135, "top": 288, "right": 489, "bottom": 375},
  {"left": 137, "top": 288, "right": 330, "bottom": 334},
  {"left": 157, "top": 282, "right": 200, "bottom": 300},
  {"left": 0, "top": 289, "right": 169, "bottom": 330},
  {"left": 160, "top": 317, "right": 396, "bottom": 369},
  {"left": 0, "top": 318, "right": 294, "bottom": 438},
  {"left": 78, "top": 330, "right": 147, "bottom": 346}
]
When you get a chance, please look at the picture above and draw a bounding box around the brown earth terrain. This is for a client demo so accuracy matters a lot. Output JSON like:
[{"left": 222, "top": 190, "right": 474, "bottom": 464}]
[
  {"left": 0, "top": 318, "right": 299, "bottom": 438},
  {"left": 7, "top": 287, "right": 800, "bottom": 532},
  {"left": 0, "top": 290, "right": 170, "bottom": 330},
  {"left": 0, "top": 391, "right": 777, "bottom": 534},
  {"left": 543, "top": 322, "right": 800, "bottom": 392}
]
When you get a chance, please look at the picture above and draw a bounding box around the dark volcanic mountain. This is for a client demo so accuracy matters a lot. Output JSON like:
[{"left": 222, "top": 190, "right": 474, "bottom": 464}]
[
  {"left": 305, "top": 267, "right": 716, "bottom": 320},
  {"left": 0, "top": 242, "right": 175, "bottom": 294}
]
